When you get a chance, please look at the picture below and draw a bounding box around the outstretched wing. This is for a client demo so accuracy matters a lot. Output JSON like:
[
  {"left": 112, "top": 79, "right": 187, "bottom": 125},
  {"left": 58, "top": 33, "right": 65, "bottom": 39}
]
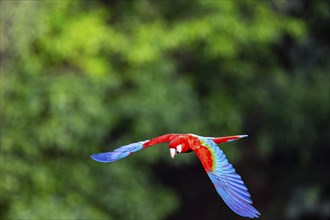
[
  {"left": 192, "top": 136, "right": 260, "bottom": 218},
  {"left": 90, "top": 141, "right": 148, "bottom": 163},
  {"left": 90, "top": 134, "right": 176, "bottom": 163}
]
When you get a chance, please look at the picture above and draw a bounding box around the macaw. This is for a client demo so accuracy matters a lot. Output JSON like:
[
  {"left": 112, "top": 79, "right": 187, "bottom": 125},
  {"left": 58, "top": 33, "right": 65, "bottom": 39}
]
[{"left": 91, "top": 134, "right": 260, "bottom": 218}]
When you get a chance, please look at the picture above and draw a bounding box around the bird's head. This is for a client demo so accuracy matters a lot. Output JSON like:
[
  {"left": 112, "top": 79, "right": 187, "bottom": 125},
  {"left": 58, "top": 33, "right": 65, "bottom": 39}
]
[
  {"left": 168, "top": 145, "right": 182, "bottom": 159},
  {"left": 168, "top": 136, "right": 190, "bottom": 159}
]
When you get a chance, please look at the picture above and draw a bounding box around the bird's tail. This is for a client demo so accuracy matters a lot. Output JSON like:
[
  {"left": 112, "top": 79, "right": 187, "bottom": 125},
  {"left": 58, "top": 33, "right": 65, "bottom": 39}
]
[
  {"left": 90, "top": 140, "right": 148, "bottom": 163},
  {"left": 212, "top": 135, "right": 248, "bottom": 145}
]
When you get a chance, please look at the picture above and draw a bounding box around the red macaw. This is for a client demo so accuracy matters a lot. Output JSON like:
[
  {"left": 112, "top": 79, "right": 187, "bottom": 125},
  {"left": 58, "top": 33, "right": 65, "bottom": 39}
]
[{"left": 91, "top": 134, "right": 260, "bottom": 218}]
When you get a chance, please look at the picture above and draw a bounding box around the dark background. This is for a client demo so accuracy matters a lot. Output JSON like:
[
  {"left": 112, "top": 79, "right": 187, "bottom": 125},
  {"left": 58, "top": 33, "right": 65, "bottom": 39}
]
[{"left": 1, "top": 0, "right": 329, "bottom": 219}]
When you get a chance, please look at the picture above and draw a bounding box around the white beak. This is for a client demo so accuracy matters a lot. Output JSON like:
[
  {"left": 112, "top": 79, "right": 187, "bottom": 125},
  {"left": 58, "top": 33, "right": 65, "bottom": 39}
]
[
  {"left": 170, "top": 148, "right": 176, "bottom": 159},
  {"left": 176, "top": 144, "right": 182, "bottom": 153}
]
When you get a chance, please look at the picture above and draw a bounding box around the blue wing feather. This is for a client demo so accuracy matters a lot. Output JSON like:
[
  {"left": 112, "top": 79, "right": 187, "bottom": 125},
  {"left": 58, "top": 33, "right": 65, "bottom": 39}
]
[
  {"left": 90, "top": 140, "right": 148, "bottom": 163},
  {"left": 197, "top": 137, "right": 260, "bottom": 218}
]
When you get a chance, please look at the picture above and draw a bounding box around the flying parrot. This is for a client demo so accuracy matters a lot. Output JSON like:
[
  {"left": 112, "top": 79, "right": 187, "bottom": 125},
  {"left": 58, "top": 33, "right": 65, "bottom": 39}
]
[{"left": 91, "top": 134, "right": 261, "bottom": 218}]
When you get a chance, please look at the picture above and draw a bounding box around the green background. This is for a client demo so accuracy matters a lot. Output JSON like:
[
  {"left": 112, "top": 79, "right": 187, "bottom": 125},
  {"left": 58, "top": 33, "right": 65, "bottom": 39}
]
[{"left": 1, "top": 0, "right": 329, "bottom": 219}]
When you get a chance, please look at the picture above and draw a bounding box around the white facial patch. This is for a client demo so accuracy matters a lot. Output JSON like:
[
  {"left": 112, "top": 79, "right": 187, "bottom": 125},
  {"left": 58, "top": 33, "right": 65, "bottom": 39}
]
[{"left": 176, "top": 144, "right": 182, "bottom": 153}]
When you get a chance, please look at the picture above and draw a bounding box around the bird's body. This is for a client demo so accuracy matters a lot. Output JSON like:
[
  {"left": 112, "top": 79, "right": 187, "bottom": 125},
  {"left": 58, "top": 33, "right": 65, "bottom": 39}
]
[{"left": 91, "top": 133, "right": 261, "bottom": 218}]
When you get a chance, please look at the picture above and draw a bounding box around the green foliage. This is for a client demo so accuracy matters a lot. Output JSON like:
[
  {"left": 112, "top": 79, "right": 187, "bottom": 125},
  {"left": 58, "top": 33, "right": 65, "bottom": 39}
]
[{"left": 1, "top": 0, "right": 329, "bottom": 219}]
